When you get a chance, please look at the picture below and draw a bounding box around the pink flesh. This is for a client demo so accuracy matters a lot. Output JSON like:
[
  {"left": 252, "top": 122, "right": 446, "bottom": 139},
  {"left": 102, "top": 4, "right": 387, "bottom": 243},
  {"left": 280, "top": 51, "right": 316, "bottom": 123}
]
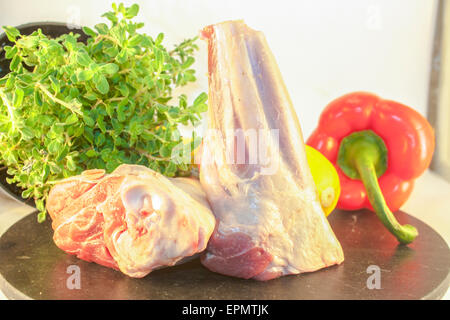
[
  {"left": 201, "top": 231, "right": 272, "bottom": 279},
  {"left": 47, "top": 171, "right": 120, "bottom": 270}
]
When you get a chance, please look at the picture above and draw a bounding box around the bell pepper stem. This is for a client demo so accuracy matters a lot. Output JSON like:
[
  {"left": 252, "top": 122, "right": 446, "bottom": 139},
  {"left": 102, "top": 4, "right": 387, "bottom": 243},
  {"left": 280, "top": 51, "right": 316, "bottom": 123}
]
[
  {"left": 338, "top": 130, "right": 418, "bottom": 244},
  {"left": 355, "top": 154, "right": 418, "bottom": 244}
]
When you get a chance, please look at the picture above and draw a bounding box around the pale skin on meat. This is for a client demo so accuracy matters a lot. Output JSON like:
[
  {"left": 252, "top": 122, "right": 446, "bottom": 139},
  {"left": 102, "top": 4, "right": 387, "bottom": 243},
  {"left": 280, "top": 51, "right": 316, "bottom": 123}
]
[
  {"left": 47, "top": 164, "right": 216, "bottom": 278},
  {"left": 199, "top": 20, "right": 344, "bottom": 280}
]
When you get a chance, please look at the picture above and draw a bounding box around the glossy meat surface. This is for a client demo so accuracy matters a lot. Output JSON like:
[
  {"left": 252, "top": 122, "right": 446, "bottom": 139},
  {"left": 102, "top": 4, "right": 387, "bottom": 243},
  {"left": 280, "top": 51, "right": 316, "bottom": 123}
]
[
  {"left": 200, "top": 21, "right": 344, "bottom": 280},
  {"left": 47, "top": 164, "right": 216, "bottom": 277}
]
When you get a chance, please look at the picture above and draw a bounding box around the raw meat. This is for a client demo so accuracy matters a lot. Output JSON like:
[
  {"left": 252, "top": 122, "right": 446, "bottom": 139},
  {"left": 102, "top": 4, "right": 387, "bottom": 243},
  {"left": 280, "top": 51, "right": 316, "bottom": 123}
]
[
  {"left": 47, "top": 169, "right": 119, "bottom": 270},
  {"left": 47, "top": 164, "right": 216, "bottom": 278},
  {"left": 199, "top": 21, "right": 344, "bottom": 280}
]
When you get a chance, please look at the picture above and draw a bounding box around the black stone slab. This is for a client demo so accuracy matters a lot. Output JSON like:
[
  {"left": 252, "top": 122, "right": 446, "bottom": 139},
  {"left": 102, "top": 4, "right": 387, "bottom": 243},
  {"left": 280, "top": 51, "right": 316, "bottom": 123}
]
[{"left": 0, "top": 209, "right": 449, "bottom": 300}]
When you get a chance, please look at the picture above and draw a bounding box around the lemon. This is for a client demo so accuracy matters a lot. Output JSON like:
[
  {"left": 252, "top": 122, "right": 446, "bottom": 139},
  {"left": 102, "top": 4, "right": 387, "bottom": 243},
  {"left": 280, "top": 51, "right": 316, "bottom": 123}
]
[{"left": 305, "top": 145, "right": 340, "bottom": 216}]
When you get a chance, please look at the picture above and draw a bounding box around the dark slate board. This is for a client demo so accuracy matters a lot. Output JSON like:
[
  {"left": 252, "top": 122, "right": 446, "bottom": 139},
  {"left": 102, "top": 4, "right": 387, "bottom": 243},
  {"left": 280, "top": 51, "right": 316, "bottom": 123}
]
[{"left": 0, "top": 209, "right": 449, "bottom": 300}]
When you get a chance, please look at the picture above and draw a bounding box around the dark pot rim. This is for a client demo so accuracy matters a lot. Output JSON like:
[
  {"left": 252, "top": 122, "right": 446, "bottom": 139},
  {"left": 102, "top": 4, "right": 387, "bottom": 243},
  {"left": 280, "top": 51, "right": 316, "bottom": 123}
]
[{"left": 0, "top": 22, "right": 86, "bottom": 207}]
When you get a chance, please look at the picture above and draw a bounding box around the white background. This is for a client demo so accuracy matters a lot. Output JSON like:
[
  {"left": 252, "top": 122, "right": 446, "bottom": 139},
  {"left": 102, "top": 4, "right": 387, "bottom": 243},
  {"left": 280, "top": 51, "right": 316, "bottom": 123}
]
[{"left": 0, "top": 0, "right": 438, "bottom": 138}]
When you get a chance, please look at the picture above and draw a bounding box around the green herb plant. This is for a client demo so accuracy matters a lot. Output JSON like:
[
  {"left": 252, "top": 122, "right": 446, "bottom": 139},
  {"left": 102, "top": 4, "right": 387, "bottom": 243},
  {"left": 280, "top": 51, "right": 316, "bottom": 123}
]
[{"left": 0, "top": 3, "right": 207, "bottom": 222}]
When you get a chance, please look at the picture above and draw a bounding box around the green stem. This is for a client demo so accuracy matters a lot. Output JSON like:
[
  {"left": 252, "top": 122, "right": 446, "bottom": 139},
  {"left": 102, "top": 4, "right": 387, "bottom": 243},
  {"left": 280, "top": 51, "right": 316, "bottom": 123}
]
[
  {"left": 355, "top": 154, "right": 418, "bottom": 244},
  {"left": 0, "top": 89, "right": 16, "bottom": 130},
  {"left": 338, "top": 130, "right": 418, "bottom": 244},
  {"left": 136, "top": 148, "right": 170, "bottom": 162},
  {"left": 35, "top": 83, "right": 83, "bottom": 116}
]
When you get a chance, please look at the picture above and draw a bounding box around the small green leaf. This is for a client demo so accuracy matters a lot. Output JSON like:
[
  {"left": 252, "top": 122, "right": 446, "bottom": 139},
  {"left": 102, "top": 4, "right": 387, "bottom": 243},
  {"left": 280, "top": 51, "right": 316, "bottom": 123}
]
[
  {"left": 155, "top": 33, "right": 164, "bottom": 45},
  {"left": 83, "top": 127, "right": 94, "bottom": 144},
  {"left": 35, "top": 198, "right": 45, "bottom": 212},
  {"left": 127, "top": 35, "right": 142, "bottom": 47},
  {"left": 164, "top": 161, "right": 177, "bottom": 176},
  {"left": 103, "top": 12, "right": 118, "bottom": 24},
  {"left": 13, "top": 88, "right": 24, "bottom": 107},
  {"left": 49, "top": 75, "right": 60, "bottom": 93},
  {"left": 193, "top": 92, "right": 208, "bottom": 106},
  {"left": 95, "top": 133, "right": 106, "bottom": 146},
  {"left": 17, "top": 36, "right": 39, "bottom": 49},
  {"left": 115, "top": 48, "right": 128, "bottom": 64},
  {"left": 2, "top": 26, "right": 20, "bottom": 42},
  {"left": 94, "top": 23, "right": 109, "bottom": 35},
  {"left": 77, "top": 69, "right": 94, "bottom": 81},
  {"left": 117, "top": 104, "right": 127, "bottom": 122},
  {"left": 97, "top": 114, "right": 106, "bottom": 133},
  {"left": 20, "top": 127, "right": 34, "bottom": 140},
  {"left": 93, "top": 74, "right": 109, "bottom": 95},
  {"left": 83, "top": 114, "right": 95, "bottom": 127},
  {"left": 104, "top": 46, "right": 119, "bottom": 57},
  {"left": 100, "top": 148, "right": 113, "bottom": 162},
  {"left": 42, "top": 163, "right": 50, "bottom": 180},
  {"left": 159, "top": 145, "right": 172, "bottom": 158},
  {"left": 21, "top": 188, "right": 33, "bottom": 199},
  {"left": 4, "top": 45, "right": 18, "bottom": 59},
  {"left": 82, "top": 26, "right": 97, "bottom": 37},
  {"left": 118, "top": 82, "right": 129, "bottom": 97},
  {"left": 76, "top": 51, "right": 92, "bottom": 67},
  {"left": 47, "top": 140, "right": 62, "bottom": 154},
  {"left": 66, "top": 156, "right": 76, "bottom": 171},
  {"left": 38, "top": 115, "right": 53, "bottom": 126},
  {"left": 106, "top": 103, "right": 114, "bottom": 118},
  {"left": 37, "top": 210, "right": 47, "bottom": 223},
  {"left": 86, "top": 149, "right": 97, "bottom": 157},
  {"left": 65, "top": 113, "right": 79, "bottom": 125},
  {"left": 110, "top": 25, "right": 126, "bottom": 43},
  {"left": 84, "top": 92, "right": 98, "bottom": 101},
  {"left": 9, "top": 55, "right": 21, "bottom": 71},
  {"left": 124, "top": 4, "right": 139, "bottom": 19},
  {"left": 194, "top": 103, "right": 208, "bottom": 113},
  {"left": 100, "top": 63, "right": 119, "bottom": 75},
  {"left": 34, "top": 90, "right": 43, "bottom": 106},
  {"left": 182, "top": 57, "right": 195, "bottom": 69}
]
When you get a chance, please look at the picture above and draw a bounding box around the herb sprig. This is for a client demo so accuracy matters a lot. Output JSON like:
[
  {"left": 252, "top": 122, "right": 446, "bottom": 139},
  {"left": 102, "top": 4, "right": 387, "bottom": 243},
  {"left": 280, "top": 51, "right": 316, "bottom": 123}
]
[{"left": 0, "top": 3, "right": 207, "bottom": 222}]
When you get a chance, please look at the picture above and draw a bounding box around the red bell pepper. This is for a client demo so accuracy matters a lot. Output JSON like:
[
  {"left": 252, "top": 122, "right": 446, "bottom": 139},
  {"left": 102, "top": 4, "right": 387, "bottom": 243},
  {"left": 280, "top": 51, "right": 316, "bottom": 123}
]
[{"left": 307, "top": 92, "right": 435, "bottom": 244}]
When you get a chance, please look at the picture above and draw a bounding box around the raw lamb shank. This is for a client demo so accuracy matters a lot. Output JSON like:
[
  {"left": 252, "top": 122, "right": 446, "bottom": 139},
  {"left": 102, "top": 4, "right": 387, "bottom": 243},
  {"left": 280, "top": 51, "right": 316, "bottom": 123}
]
[
  {"left": 47, "top": 164, "right": 216, "bottom": 278},
  {"left": 199, "top": 21, "right": 344, "bottom": 280}
]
